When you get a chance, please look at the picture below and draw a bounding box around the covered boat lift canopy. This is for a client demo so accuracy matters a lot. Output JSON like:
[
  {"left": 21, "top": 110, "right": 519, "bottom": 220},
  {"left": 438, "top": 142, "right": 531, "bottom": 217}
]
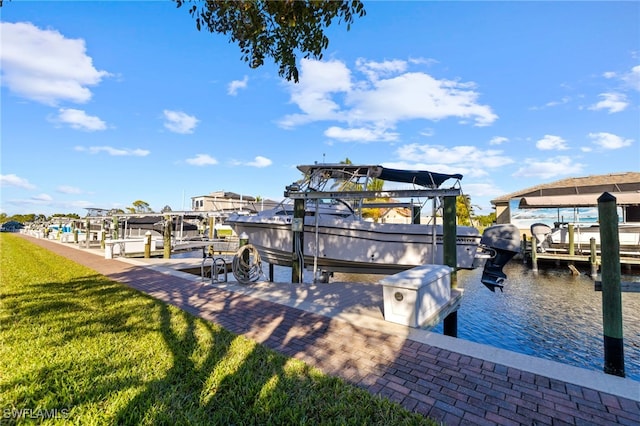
[{"left": 518, "top": 191, "right": 640, "bottom": 208}]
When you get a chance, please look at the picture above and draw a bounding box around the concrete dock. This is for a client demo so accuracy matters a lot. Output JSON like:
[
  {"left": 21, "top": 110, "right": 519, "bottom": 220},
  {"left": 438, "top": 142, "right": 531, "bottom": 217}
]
[{"left": 20, "top": 235, "right": 640, "bottom": 425}]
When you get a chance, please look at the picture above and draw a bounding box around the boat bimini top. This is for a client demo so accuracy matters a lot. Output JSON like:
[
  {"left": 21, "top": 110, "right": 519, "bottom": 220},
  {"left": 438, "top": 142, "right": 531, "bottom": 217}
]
[{"left": 296, "top": 164, "right": 463, "bottom": 190}]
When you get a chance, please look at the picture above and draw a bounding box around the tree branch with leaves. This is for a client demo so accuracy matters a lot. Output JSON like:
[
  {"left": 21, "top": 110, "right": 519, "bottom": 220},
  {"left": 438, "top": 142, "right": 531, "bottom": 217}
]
[{"left": 174, "top": 0, "right": 366, "bottom": 82}]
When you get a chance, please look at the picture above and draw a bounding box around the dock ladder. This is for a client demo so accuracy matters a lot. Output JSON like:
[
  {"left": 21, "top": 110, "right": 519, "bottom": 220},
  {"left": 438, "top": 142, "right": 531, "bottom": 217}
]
[{"left": 201, "top": 256, "right": 228, "bottom": 284}]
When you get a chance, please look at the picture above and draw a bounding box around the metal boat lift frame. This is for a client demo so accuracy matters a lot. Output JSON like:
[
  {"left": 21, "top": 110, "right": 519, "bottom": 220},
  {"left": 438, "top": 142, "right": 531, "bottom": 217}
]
[{"left": 284, "top": 186, "right": 463, "bottom": 283}]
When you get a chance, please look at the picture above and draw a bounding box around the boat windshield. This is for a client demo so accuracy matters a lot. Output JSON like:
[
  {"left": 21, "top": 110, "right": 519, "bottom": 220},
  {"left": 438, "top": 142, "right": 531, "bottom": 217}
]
[{"left": 273, "top": 199, "right": 354, "bottom": 218}]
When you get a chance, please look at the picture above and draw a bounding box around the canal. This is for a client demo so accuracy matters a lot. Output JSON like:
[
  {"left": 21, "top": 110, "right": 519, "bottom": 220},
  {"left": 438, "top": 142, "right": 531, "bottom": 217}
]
[{"left": 431, "top": 262, "right": 640, "bottom": 382}]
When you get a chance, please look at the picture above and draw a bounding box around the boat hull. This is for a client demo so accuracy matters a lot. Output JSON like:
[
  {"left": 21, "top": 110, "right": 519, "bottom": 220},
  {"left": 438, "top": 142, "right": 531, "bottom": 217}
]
[
  {"left": 550, "top": 224, "right": 640, "bottom": 247},
  {"left": 228, "top": 214, "right": 481, "bottom": 275}
]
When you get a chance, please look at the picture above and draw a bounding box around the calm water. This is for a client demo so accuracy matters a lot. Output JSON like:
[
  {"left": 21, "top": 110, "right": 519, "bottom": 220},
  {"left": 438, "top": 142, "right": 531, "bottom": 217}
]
[{"left": 431, "top": 262, "right": 640, "bottom": 382}]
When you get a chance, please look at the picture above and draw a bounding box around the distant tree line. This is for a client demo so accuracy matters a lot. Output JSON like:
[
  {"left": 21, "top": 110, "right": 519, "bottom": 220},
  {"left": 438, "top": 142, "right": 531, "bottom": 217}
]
[{"left": 0, "top": 200, "right": 163, "bottom": 225}]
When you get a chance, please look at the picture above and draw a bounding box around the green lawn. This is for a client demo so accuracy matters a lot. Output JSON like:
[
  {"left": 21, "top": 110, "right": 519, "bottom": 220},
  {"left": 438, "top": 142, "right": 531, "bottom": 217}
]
[{"left": 0, "top": 234, "right": 436, "bottom": 425}]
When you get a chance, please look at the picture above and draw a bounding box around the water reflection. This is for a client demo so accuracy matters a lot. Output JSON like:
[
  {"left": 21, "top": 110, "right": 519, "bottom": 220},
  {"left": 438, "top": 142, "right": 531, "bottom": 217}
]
[{"left": 431, "top": 263, "right": 639, "bottom": 381}]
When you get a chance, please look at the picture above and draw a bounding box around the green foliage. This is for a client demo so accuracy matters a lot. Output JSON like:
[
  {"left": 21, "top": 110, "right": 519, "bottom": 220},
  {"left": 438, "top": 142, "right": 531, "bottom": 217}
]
[
  {"left": 0, "top": 234, "right": 435, "bottom": 425},
  {"left": 130, "top": 200, "right": 153, "bottom": 213},
  {"left": 476, "top": 212, "right": 496, "bottom": 227},
  {"left": 51, "top": 213, "right": 81, "bottom": 219},
  {"left": 175, "top": 0, "right": 366, "bottom": 82},
  {"left": 456, "top": 195, "right": 473, "bottom": 226}
]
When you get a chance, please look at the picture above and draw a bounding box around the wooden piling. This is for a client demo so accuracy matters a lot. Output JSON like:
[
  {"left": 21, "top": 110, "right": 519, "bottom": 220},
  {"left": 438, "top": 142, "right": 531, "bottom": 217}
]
[
  {"left": 85, "top": 218, "right": 91, "bottom": 249},
  {"left": 568, "top": 223, "right": 575, "bottom": 256},
  {"left": 100, "top": 220, "right": 106, "bottom": 250},
  {"left": 590, "top": 237, "right": 598, "bottom": 278},
  {"left": 144, "top": 231, "right": 151, "bottom": 258},
  {"left": 163, "top": 215, "right": 172, "bottom": 259},
  {"left": 598, "top": 192, "right": 625, "bottom": 377},
  {"left": 442, "top": 195, "right": 458, "bottom": 338},
  {"left": 531, "top": 236, "right": 538, "bottom": 272},
  {"left": 291, "top": 199, "right": 305, "bottom": 283}
]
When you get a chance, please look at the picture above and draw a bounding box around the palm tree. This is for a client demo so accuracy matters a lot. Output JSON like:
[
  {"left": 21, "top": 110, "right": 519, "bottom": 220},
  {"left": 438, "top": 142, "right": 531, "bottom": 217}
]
[{"left": 456, "top": 195, "right": 474, "bottom": 226}]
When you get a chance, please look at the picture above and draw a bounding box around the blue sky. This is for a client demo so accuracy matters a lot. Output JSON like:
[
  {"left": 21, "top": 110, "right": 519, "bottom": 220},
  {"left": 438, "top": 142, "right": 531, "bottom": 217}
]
[{"left": 1, "top": 1, "right": 639, "bottom": 217}]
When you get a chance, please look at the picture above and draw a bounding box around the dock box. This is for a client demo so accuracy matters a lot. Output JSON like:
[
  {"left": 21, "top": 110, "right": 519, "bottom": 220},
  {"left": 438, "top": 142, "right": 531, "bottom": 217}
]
[{"left": 379, "top": 264, "right": 452, "bottom": 328}]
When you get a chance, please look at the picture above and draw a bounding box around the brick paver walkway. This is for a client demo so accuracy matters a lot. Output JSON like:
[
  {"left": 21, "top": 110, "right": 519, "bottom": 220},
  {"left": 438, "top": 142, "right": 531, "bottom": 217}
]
[{"left": 21, "top": 235, "right": 640, "bottom": 425}]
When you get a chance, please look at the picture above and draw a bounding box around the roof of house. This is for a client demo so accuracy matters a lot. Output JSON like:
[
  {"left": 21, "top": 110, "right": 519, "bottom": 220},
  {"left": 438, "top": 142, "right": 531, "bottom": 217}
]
[
  {"left": 518, "top": 191, "right": 640, "bottom": 208},
  {"left": 192, "top": 191, "right": 257, "bottom": 202},
  {"left": 491, "top": 172, "right": 640, "bottom": 205}
]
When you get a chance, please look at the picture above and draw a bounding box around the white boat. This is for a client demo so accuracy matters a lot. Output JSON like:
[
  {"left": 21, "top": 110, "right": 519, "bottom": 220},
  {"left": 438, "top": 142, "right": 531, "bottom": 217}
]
[
  {"left": 531, "top": 222, "right": 640, "bottom": 252},
  {"left": 226, "top": 163, "right": 520, "bottom": 290}
]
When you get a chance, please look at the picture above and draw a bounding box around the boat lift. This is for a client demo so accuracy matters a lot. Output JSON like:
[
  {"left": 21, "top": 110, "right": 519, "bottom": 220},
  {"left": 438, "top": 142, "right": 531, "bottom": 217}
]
[{"left": 283, "top": 164, "right": 465, "bottom": 284}]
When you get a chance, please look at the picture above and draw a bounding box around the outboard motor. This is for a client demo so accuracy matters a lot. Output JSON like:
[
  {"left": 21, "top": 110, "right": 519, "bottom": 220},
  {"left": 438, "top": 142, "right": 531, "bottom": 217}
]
[
  {"left": 479, "top": 224, "right": 521, "bottom": 292},
  {"left": 530, "top": 223, "right": 552, "bottom": 253}
]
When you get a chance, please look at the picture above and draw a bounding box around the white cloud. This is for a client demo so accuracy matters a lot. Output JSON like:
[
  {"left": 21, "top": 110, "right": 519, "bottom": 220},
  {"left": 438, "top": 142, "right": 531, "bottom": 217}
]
[
  {"left": 393, "top": 144, "right": 514, "bottom": 178},
  {"left": 186, "top": 154, "right": 218, "bottom": 166},
  {"left": 246, "top": 156, "right": 272, "bottom": 168},
  {"left": 75, "top": 146, "right": 149, "bottom": 156},
  {"left": 545, "top": 96, "right": 571, "bottom": 108},
  {"left": 32, "top": 193, "right": 53, "bottom": 202},
  {"left": 489, "top": 136, "right": 508, "bottom": 145},
  {"left": 52, "top": 108, "right": 107, "bottom": 131},
  {"left": 57, "top": 185, "right": 82, "bottom": 194},
  {"left": 603, "top": 65, "right": 640, "bottom": 92},
  {"left": 230, "top": 156, "right": 273, "bottom": 168},
  {"left": 0, "top": 22, "right": 110, "bottom": 105},
  {"left": 0, "top": 174, "right": 36, "bottom": 189},
  {"left": 513, "top": 156, "right": 585, "bottom": 179},
  {"left": 163, "top": 110, "right": 199, "bottom": 134},
  {"left": 227, "top": 76, "right": 248, "bottom": 96},
  {"left": 419, "top": 128, "right": 435, "bottom": 137},
  {"left": 536, "top": 135, "right": 569, "bottom": 151},
  {"left": 279, "top": 59, "right": 352, "bottom": 128},
  {"left": 623, "top": 65, "right": 640, "bottom": 91},
  {"left": 278, "top": 58, "right": 497, "bottom": 141},
  {"left": 462, "top": 182, "right": 506, "bottom": 199},
  {"left": 355, "top": 58, "right": 408, "bottom": 81},
  {"left": 324, "top": 126, "right": 399, "bottom": 142},
  {"left": 588, "top": 92, "right": 628, "bottom": 113},
  {"left": 588, "top": 132, "right": 633, "bottom": 150}
]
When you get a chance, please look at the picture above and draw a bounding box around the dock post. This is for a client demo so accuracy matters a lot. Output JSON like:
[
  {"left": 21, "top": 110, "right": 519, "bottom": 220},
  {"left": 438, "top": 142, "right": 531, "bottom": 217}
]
[
  {"left": 85, "top": 218, "right": 91, "bottom": 248},
  {"left": 521, "top": 234, "right": 527, "bottom": 264},
  {"left": 163, "top": 215, "right": 172, "bottom": 259},
  {"left": 442, "top": 195, "right": 458, "bottom": 338},
  {"left": 208, "top": 216, "right": 214, "bottom": 240},
  {"left": 531, "top": 237, "right": 538, "bottom": 273},
  {"left": 144, "top": 231, "right": 152, "bottom": 258},
  {"left": 568, "top": 224, "right": 575, "bottom": 256},
  {"left": 590, "top": 237, "right": 598, "bottom": 278},
  {"left": 100, "top": 220, "right": 106, "bottom": 250},
  {"left": 291, "top": 198, "right": 305, "bottom": 283},
  {"left": 598, "top": 192, "right": 625, "bottom": 377}
]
